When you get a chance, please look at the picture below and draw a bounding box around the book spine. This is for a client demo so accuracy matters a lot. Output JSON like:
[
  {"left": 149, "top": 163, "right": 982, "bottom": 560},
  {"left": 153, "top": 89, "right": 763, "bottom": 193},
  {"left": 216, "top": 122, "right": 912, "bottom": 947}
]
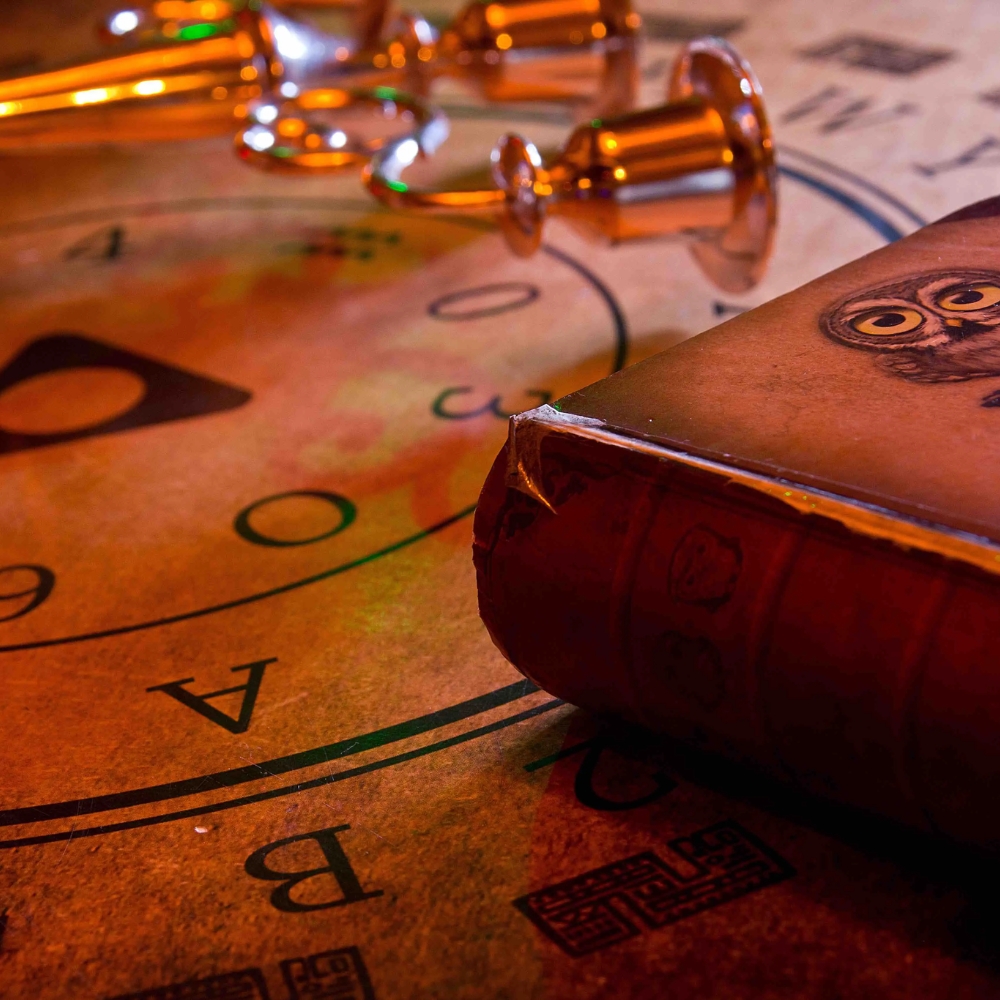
[{"left": 473, "top": 429, "right": 1000, "bottom": 851}]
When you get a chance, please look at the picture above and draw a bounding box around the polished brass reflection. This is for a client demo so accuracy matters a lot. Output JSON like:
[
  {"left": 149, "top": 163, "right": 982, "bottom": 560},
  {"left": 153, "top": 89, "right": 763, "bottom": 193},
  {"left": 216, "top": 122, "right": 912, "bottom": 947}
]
[
  {"left": 0, "top": 2, "right": 362, "bottom": 147},
  {"left": 365, "top": 37, "right": 776, "bottom": 292},
  {"left": 359, "top": 0, "right": 637, "bottom": 117},
  {"left": 100, "top": 0, "right": 390, "bottom": 55},
  {"left": 0, "top": 0, "right": 636, "bottom": 150},
  {"left": 234, "top": 85, "right": 447, "bottom": 172},
  {"left": 106, "top": 0, "right": 638, "bottom": 119}
]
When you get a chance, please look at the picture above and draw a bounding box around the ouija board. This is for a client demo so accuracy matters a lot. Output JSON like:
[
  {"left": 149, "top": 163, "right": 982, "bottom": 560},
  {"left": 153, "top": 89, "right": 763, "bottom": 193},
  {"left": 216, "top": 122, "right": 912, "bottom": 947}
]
[{"left": 4, "top": 0, "right": 1000, "bottom": 997}]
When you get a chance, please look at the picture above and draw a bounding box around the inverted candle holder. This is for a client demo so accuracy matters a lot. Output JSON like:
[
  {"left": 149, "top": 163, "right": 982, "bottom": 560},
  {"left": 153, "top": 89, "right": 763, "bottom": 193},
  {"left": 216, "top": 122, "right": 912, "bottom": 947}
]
[
  {"left": 102, "top": 0, "right": 639, "bottom": 120},
  {"left": 343, "top": 0, "right": 639, "bottom": 118},
  {"left": 0, "top": 1, "right": 378, "bottom": 148},
  {"left": 235, "top": 85, "right": 448, "bottom": 173},
  {"left": 0, "top": 0, "right": 637, "bottom": 150},
  {"left": 98, "top": 0, "right": 391, "bottom": 60},
  {"left": 363, "top": 38, "right": 776, "bottom": 293}
]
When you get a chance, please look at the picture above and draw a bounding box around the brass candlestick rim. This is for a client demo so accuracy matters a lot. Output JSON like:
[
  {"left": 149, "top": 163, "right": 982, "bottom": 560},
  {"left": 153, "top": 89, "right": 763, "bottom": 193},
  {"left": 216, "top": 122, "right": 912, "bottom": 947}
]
[
  {"left": 362, "top": 128, "right": 507, "bottom": 213},
  {"left": 362, "top": 36, "right": 778, "bottom": 291},
  {"left": 669, "top": 37, "right": 776, "bottom": 293},
  {"left": 235, "top": 85, "right": 448, "bottom": 171}
]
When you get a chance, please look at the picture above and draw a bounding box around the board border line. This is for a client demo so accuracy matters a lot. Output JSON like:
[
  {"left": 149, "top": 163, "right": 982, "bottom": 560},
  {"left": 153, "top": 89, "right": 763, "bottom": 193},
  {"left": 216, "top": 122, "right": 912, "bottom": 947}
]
[
  {"left": 0, "top": 697, "right": 565, "bottom": 849},
  {"left": 0, "top": 678, "right": 544, "bottom": 827}
]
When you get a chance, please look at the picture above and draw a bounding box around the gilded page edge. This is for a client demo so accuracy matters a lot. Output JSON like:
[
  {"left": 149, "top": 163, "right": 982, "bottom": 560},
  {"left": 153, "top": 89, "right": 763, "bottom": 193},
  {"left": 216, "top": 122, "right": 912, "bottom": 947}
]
[{"left": 506, "top": 405, "right": 1000, "bottom": 578}]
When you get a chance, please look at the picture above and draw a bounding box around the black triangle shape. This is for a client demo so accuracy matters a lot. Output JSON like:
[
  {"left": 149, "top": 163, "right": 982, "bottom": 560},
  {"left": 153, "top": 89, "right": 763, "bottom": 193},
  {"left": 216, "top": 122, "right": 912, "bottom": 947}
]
[{"left": 0, "top": 333, "right": 252, "bottom": 455}]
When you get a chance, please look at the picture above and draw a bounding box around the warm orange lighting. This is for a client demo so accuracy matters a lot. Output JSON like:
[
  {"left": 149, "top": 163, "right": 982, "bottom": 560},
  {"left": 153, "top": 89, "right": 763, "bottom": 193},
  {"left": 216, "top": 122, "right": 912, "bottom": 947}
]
[
  {"left": 485, "top": 4, "right": 506, "bottom": 28},
  {"left": 235, "top": 32, "right": 255, "bottom": 59},
  {"left": 613, "top": 166, "right": 626, "bottom": 180},
  {"left": 299, "top": 88, "right": 351, "bottom": 109},
  {"left": 278, "top": 117, "right": 305, "bottom": 136},
  {"left": 153, "top": 1, "right": 233, "bottom": 18},
  {"left": 211, "top": 85, "right": 228, "bottom": 99},
  {"left": 373, "top": 53, "right": 389, "bottom": 68},
  {"left": 569, "top": 30, "right": 584, "bottom": 44},
  {"left": 496, "top": 33, "right": 513, "bottom": 50},
  {"left": 578, "top": 176, "right": 591, "bottom": 189},
  {"left": 625, "top": 12, "right": 641, "bottom": 28},
  {"left": 390, "top": 53, "right": 406, "bottom": 68},
  {"left": 417, "top": 46, "right": 433, "bottom": 61},
  {"left": 591, "top": 22, "right": 607, "bottom": 39},
  {"left": 72, "top": 88, "right": 110, "bottom": 105},
  {"left": 602, "top": 135, "right": 617, "bottom": 150},
  {"left": 133, "top": 79, "right": 166, "bottom": 96},
  {"left": 240, "top": 65, "right": 258, "bottom": 81}
]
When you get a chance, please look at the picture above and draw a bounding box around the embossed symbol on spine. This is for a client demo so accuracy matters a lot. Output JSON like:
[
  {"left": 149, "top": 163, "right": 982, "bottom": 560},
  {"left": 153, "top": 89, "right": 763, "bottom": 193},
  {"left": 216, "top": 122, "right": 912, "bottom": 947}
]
[
  {"left": 669, "top": 524, "right": 742, "bottom": 609},
  {"left": 646, "top": 632, "right": 726, "bottom": 710},
  {"left": 514, "top": 820, "right": 794, "bottom": 956},
  {"left": 0, "top": 333, "right": 251, "bottom": 455}
]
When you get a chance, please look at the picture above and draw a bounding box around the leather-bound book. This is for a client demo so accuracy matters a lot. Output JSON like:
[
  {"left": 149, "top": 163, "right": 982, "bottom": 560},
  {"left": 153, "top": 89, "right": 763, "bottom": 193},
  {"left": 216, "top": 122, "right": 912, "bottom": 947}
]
[{"left": 474, "top": 196, "right": 1000, "bottom": 851}]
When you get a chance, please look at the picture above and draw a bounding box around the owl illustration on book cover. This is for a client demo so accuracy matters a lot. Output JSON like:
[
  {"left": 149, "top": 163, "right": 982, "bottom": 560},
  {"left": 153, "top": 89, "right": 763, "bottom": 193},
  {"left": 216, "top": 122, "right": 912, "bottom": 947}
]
[{"left": 820, "top": 270, "right": 1000, "bottom": 404}]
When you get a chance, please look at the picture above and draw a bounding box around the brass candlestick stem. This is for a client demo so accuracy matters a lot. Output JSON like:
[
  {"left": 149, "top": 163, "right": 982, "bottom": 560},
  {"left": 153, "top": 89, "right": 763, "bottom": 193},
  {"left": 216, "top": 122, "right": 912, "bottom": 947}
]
[{"left": 364, "top": 38, "right": 775, "bottom": 292}]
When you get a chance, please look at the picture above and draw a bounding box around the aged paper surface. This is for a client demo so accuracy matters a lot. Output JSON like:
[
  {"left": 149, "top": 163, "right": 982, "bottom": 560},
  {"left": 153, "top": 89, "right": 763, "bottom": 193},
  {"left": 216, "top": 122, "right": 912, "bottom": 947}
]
[{"left": 3, "top": 1, "right": 1000, "bottom": 997}]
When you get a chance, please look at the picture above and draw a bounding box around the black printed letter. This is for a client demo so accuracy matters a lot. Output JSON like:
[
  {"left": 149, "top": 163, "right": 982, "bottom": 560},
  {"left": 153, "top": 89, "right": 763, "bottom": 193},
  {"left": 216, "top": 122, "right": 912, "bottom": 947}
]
[
  {"left": 147, "top": 658, "right": 275, "bottom": 734},
  {"left": 245, "top": 826, "right": 384, "bottom": 913}
]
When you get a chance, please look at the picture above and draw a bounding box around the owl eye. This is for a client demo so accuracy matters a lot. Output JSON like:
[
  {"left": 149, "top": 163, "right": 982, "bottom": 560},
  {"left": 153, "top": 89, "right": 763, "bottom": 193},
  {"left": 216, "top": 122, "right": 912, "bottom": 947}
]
[
  {"left": 850, "top": 308, "right": 925, "bottom": 337},
  {"left": 936, "top": 283, "right": 1000, "bottom": 311}
]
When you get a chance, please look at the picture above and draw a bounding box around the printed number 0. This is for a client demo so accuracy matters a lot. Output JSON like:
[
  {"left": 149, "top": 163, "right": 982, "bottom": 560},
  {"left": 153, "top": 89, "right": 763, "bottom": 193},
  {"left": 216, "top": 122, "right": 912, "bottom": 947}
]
[
  {"left": 0, "top": 564, "right": 56, "bottom": 622},
  {"left": 234, "top": 491, "right": 357, "bottom": 547}
]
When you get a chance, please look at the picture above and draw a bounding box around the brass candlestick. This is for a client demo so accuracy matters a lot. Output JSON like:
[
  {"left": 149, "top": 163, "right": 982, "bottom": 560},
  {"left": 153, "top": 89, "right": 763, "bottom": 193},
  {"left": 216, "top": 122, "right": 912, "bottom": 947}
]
[
  {"left": 363, "top": 38, "right": 776, "bottom": 292},
  {"left": 103, "top": 0, "right": 639, "bottom": 118},
  {"left": 0, "top": 1, "right": 366, "bottom": 147}
]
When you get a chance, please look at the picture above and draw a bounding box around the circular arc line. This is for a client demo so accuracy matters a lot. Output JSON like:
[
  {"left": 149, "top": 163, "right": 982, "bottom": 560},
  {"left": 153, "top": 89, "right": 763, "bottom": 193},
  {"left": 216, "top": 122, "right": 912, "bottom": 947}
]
[
  {"left": 780, "top": 145, "right": 928, "bottom": 230},
  {"left": 778, "top": 165, "right": 904, "bottom": 244},
  {"left": 0, "top": 504, "right": 476, "bottom": 653}
]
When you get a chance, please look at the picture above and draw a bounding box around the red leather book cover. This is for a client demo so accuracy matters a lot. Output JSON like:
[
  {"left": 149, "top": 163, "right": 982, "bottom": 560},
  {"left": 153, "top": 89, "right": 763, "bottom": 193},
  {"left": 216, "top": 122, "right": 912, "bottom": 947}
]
[{"left": 474, "top": 196, "right": 1000, "bottom": 852}]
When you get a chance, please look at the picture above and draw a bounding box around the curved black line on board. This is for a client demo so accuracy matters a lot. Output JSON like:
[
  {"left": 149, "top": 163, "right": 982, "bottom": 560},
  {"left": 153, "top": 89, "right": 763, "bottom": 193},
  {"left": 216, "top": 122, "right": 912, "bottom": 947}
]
[
  {"left": 778, "top": 166, "right": 904, "bottom": 244},
  {"left": 0, "top": 503, "right": 478, "bottom": 654},
  {"left": 0, "top": 699, "right": 564, "bottom": 850},
  {"left": 780, "top": 145, "right": 928, "bottom": 230},
  {"left": 0, "top": 679, "right": 541, "bottom": 827},
  {"left": 542, "top": 245, "right": 630, "bottom": 374}
]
